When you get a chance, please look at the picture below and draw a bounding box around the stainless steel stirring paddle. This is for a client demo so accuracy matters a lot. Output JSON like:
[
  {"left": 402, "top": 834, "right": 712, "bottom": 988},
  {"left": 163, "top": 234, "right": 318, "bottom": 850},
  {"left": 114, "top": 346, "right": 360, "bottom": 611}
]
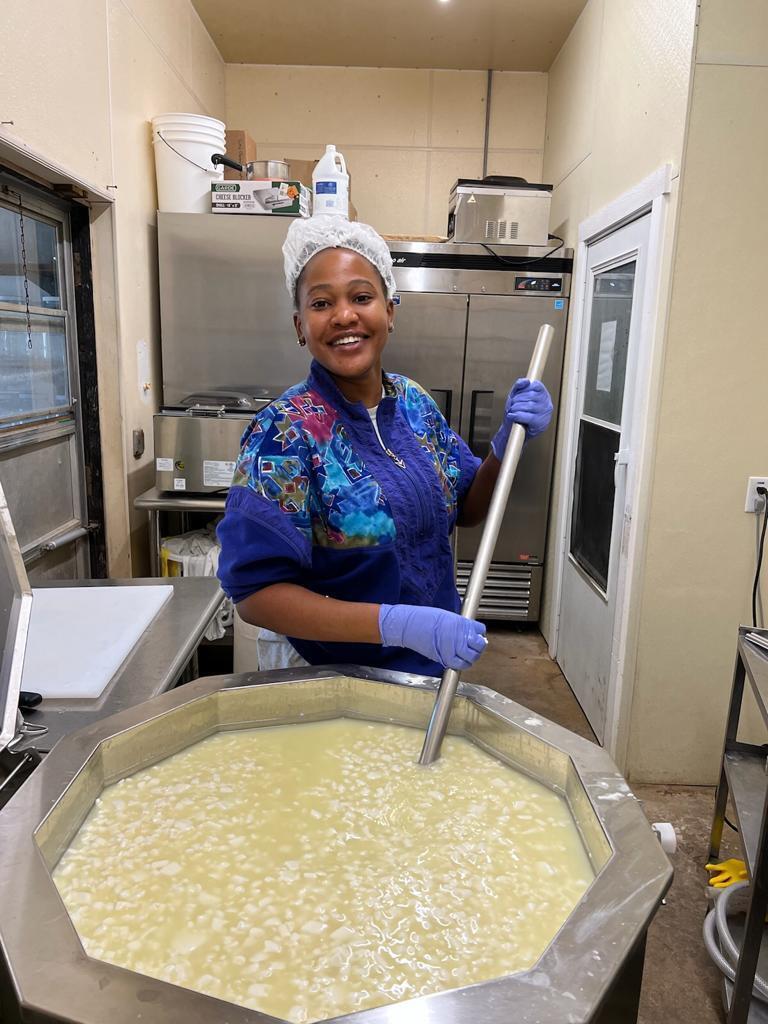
[{"left": 419, "top": 323, "right": 555, "bottom": 765}]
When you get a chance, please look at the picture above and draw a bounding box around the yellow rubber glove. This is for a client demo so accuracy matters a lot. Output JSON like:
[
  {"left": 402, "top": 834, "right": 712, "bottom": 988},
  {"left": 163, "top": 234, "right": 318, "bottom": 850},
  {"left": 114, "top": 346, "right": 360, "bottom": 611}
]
[{"left": 705, "top": 858, "right": 748, "bottom": 888}]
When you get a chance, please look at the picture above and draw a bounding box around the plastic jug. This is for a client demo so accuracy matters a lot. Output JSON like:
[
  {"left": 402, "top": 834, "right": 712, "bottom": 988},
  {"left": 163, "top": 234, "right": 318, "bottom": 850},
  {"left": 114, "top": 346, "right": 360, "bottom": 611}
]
[{"left": 312, "top": 144, "right": 349, "bottom": 217}]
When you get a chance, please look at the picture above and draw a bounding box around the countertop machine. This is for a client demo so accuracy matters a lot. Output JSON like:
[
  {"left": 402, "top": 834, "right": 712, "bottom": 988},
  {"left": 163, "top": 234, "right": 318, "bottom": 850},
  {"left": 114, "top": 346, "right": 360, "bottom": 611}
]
[
  {"left": 386, "top": 237, "right": 571, "bottom": 620},
  {"left": 447, "top": 176, "right": 553, "bottom": 246},
  {"left": 153, "top": 388, "right": 276, "bottom": 494}
]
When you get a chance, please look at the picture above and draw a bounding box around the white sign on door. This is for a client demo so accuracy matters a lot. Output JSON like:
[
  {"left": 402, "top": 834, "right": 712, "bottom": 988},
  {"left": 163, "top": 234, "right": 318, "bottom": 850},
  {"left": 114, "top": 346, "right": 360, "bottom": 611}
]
[{"left": 596, "top": 320, "right": 617, "bottom": 393}]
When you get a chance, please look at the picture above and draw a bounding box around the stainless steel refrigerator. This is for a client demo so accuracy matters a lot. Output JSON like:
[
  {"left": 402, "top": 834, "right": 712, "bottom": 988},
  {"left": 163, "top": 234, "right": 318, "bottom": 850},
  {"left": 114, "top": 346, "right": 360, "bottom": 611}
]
[
  {"left": 157, "top": 214, "right": 571, "bottom": 620},
  {"left": 385, "top": 242, "right": 570, "bottom": 620}
]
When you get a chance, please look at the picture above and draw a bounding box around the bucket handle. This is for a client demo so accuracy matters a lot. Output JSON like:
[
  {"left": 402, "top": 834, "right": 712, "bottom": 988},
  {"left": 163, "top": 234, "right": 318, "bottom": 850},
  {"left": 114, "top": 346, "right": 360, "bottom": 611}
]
[{"left": 155, "top": 131, "right": 222, "bottom": 175}]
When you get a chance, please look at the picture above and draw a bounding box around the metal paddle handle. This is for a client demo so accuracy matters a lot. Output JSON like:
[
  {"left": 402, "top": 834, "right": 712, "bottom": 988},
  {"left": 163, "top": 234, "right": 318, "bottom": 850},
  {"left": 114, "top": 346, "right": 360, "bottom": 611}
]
[{"left": 418, "top": 323, "right": 555, "bottom": 765}]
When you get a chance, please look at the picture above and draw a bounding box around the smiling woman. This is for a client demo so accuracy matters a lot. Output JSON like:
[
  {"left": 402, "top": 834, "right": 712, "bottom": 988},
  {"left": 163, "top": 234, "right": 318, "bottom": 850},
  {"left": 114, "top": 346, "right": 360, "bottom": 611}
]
[
  {"left": 294, "top": 250, "right": 393, "bottom": 406},
  {"left": 216, "top": 216, "right": 553, "bottom": 674}
]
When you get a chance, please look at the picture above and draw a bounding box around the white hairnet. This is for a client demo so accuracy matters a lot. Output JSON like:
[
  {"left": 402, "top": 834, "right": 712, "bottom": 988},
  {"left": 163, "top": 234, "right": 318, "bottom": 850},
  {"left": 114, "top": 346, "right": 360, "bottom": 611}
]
[{"left": 283, "top": 215, "right": 397, "bottom": 306}]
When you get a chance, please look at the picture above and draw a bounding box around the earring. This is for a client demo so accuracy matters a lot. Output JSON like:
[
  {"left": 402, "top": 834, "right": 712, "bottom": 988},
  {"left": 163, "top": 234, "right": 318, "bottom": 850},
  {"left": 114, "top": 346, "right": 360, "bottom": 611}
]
[
  {"left": 388, "top": 324, "right": 394, "bottom": 333},
  {"left": 297, "top": 337, "right": 306, "bottom": 347}
]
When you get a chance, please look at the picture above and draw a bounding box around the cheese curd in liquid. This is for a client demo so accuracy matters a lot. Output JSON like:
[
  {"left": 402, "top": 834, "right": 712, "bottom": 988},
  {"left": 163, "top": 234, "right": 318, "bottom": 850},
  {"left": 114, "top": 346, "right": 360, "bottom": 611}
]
[{"left": 54, "top": 719, "right": 594, "bottom": 1023}]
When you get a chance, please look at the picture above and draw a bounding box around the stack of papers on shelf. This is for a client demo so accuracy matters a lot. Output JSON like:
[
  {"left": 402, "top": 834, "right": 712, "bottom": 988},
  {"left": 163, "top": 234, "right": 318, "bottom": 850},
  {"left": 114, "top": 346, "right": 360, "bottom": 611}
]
[{"left": 744, "top": 631, "right": 768, "bottom": 652}]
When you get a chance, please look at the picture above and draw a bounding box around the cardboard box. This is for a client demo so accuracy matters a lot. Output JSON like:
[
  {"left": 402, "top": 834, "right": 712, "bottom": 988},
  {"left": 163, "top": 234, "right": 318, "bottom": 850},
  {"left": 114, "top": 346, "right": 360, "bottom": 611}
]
[
  {"left": 223, "top": 130, "right": 257, "bottom": 180},
  {"left": 287, "top": 159, "right": 317, "bottom": 187},
  {"left": 211, "top": 180, "right": 311, "bottom": 216}
]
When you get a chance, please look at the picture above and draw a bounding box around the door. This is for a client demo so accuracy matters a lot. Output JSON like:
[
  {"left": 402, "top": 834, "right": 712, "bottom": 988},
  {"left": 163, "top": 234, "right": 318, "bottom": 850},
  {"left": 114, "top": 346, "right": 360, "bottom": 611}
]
[
  {"left": 457, "top": 294, "right": 567, "bottom": 564},
  {"left": 383, "top": 292, "right": 467, "bottom": 430},
  {"left": 556, "top": 214, "right": 651, "bottom": 742},
  {"left": 0, "top": 181, "right": 90, "bottom": 580}
]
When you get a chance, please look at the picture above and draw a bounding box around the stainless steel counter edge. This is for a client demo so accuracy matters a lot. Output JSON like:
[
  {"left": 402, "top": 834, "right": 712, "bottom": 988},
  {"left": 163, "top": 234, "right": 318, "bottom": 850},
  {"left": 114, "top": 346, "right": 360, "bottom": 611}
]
[
  {"left": 16, "top": 576, "right": 224, "bottom": 753},
  {"left": 133, "top": 485, "right": 227, "bottom": 512}
]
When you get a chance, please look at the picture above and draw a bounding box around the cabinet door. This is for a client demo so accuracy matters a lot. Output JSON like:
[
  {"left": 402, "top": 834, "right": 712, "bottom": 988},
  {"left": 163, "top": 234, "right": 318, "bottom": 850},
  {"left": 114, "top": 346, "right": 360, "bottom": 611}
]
[
  {"left": 384, "top": 292, "right": 467, "bottom": 430},
  {"left": 458, "top": 294, "right": 567, "bottom": 564}
]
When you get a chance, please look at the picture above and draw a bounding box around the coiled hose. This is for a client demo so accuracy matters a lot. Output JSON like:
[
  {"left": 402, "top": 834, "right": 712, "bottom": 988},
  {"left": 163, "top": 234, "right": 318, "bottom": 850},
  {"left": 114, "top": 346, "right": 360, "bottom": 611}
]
[{"left": 702, "top": 880, "right": 768, "bottom": 1003}]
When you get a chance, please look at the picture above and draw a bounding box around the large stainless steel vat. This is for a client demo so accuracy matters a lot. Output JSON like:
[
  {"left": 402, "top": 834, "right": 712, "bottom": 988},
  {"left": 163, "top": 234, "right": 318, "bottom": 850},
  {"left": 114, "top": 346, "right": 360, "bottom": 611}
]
[{"left": 0, "top": 665, "right": 671, "bottom": 1024}]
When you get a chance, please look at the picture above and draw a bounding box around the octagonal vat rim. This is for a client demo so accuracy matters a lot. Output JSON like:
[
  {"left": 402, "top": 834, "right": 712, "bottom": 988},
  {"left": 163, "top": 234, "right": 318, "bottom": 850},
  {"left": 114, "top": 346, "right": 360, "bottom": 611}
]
[{"left": 0, "top": 665, "right": 672, "bottom": 1024}]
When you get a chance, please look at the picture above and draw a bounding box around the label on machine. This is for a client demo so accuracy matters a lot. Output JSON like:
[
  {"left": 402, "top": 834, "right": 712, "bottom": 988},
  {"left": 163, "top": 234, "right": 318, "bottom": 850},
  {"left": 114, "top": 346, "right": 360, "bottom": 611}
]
[{"left": 203, "top": 460, "right": 236, "bottom": 488}]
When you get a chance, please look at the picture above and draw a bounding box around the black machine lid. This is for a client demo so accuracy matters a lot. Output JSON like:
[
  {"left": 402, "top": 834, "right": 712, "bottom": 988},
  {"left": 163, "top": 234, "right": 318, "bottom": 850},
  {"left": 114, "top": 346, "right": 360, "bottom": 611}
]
[{"left": 453, "top": 176, "right": 553, "bottom": 192}]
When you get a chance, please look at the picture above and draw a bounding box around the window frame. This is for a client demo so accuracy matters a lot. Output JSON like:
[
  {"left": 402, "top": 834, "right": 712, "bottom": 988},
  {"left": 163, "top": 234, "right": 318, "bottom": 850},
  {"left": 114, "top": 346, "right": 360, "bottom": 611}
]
[
  {"left": 0, "top": 183, "right": 81, "bottom": 440},
  {"left": 0, "top": 175, "right": 90, "bottom": 571}
]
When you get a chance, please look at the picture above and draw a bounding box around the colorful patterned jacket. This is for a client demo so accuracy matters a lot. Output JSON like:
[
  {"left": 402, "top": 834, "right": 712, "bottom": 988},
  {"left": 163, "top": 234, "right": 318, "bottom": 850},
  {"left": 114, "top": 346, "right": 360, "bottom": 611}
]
[{"left": 216, "top": 359, "right": 481, "bottom": 675}]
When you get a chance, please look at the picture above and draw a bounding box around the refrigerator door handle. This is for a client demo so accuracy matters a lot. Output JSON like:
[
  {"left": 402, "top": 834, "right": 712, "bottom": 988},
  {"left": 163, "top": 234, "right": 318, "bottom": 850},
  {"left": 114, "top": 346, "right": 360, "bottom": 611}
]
[
  {"left": 468, "top": 390, "right": 495, "bottom": 456},
  {"left": 429, "top": 388, "right": 453, "bottom": 427}
]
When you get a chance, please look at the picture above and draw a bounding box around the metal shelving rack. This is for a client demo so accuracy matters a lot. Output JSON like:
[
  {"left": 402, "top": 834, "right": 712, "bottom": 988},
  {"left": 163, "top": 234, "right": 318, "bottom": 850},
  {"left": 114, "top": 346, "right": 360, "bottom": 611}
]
[{"left": 709, "top": 627, "right": 768, "bottom": 1023}]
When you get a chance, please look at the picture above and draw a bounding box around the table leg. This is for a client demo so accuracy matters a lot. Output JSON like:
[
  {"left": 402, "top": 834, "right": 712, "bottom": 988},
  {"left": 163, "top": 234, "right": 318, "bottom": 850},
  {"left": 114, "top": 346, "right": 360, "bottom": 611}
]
[
  {"left": 149, "top": 510, "right": 162, "bottom": 577},
  {"left": 709, "top": 651, "right": 747, "bottom": 861}
]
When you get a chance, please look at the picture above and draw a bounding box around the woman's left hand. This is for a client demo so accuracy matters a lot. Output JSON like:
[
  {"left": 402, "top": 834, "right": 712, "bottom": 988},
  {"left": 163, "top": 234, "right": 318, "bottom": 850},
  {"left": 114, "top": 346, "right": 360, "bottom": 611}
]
[{"left": 491, "top": 379, "right": 553, "bottom": 458}]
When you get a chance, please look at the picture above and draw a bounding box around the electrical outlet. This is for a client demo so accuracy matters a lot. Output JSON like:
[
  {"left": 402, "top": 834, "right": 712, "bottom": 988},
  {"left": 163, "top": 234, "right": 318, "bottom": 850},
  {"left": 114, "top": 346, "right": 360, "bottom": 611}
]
[{"left": 745, "top": 476, "right": 768, "bottom": 512}]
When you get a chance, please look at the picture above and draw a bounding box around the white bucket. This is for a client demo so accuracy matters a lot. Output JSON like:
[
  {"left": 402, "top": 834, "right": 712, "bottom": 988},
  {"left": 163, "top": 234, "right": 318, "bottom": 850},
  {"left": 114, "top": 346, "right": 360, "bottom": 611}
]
[{"left": 151, "top": 112, "right": 226, "bottom": 214}]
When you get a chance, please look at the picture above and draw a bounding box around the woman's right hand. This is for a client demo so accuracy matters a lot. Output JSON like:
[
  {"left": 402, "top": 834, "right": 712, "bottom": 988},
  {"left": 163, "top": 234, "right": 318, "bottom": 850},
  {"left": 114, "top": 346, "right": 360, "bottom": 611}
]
[{"left": 379, "top": 604, "right": 487, "bottom": 670}]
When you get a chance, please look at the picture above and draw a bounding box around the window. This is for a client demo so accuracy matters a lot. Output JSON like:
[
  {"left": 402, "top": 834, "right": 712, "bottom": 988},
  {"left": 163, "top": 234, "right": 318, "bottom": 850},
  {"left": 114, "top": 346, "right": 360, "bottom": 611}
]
[{"left": 0, "top": 196, "right": 71, "bottom": 424}]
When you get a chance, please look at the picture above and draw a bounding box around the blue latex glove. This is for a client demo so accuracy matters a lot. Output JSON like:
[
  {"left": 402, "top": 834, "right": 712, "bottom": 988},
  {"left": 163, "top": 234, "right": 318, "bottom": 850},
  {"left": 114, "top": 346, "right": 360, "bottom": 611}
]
[
  {"left": 379, "top": 604, "right": 487, "bottom": 671},
  {"left": 491, "top": 378, "right": 554, "bottom": 459}
]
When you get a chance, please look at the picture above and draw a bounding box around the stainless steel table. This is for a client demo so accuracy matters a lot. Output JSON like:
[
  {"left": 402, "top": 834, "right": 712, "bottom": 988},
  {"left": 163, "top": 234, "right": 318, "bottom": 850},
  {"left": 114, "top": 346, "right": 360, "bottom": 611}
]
[
  {"left": 709, "top": 626, "right": 768, "bottom": 1024},
  {"left": 14, "top": 576, "right": 223, "bottom": 754},
  {"left": 134, "top": 486, "right": 226, "bottom": 576}
]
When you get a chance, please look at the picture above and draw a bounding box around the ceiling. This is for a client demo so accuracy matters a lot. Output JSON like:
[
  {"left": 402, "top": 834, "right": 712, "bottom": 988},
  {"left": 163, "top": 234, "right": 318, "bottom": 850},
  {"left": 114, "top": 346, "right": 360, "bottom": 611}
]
[{"left": 192, "top": 0, "right": 588, "bottom": 72}]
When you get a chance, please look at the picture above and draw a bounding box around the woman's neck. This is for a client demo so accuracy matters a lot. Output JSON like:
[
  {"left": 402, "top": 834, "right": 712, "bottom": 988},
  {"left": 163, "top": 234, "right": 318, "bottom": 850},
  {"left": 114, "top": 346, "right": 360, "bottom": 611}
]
[{"left": 332, "top": 366, "right": 383, "bottom": 408}]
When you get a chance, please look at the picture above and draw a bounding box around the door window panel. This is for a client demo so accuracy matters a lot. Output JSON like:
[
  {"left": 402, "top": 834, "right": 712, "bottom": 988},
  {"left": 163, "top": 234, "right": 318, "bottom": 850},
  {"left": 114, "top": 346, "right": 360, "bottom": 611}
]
[
  {"left": 0, "top": 311, "right": 70, "bottom": 418},
  {"left": 582, "top": 261, "right": 635, "bottom": 425},
  {"left": 569, "top": 419, "right": 620, "bottom": 591},
  {"left": 0, "top": 205, "right": 61, "bottom": 309}
]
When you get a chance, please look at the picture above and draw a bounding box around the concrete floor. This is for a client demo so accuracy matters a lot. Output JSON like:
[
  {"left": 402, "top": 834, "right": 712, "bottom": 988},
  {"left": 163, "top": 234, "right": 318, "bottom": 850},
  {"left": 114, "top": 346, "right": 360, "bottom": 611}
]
[{"left": 463, "top": 625, "right": 732, "bottom": 1024}]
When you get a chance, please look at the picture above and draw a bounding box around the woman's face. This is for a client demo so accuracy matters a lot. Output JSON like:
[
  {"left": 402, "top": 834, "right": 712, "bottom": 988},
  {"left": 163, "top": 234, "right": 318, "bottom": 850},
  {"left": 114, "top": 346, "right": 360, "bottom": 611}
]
[{"left": 293, "top": 248, "right": 394, "bottom": 390}]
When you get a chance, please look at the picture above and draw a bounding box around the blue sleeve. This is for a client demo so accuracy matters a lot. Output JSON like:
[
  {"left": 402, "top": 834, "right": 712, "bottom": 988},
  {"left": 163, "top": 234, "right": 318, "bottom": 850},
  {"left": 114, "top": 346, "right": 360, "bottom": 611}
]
[
  {"left": 216, "top": 401, "right": 314, "bottom": 604},
  {"left": 216, "top": 486, "right": 312, "bottom": 603}
]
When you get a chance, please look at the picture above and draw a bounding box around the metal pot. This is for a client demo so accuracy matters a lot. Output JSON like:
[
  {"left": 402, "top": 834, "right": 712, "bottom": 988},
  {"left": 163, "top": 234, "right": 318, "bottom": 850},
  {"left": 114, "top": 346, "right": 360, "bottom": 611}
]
[
  {"left": 245, "top": 159, "right": 290, "bottom": 180},
  {"left": 210, "top": 155, "right": 290, "bottom": 180},
  {"left": 0, "top": 666, "right": 672, "bottom": 1024}
]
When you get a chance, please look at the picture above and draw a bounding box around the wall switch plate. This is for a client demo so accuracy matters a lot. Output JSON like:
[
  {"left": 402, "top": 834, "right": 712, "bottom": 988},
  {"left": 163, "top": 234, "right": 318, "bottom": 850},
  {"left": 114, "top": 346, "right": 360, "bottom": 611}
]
[
  {"left": 132, "top": 428, "right": 145, "bottom": 460},
  {"left": 745, "top": 476, "right": 768, "bottom": 512}
]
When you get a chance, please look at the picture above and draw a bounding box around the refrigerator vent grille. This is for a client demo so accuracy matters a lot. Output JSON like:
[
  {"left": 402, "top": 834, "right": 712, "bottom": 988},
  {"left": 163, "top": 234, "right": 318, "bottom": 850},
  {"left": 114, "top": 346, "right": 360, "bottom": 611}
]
[{"left": 456, "top": 561, "right": 533, "bottom": 620}]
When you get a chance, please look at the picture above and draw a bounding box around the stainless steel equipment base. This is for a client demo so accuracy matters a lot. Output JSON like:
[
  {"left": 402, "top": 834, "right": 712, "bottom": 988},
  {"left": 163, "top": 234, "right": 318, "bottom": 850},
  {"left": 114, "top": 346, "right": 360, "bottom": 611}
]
[{"left": 0, "top": 666, "right": 671, "bottom": 1024}]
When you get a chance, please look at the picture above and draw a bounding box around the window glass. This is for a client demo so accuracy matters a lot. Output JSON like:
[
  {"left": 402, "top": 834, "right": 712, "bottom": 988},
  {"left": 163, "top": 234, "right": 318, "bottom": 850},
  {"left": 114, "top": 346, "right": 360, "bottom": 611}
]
[
  {"left": 0, "top": 205, "right": 61, "bottom": 309},
  {"left": 582, "top": 261, "right": 635, "bottom": 426},
  {"left": 569, "top": 419, "right": 620, "bottom": 591},
  {"left": 0, "top": 311, "right": 70, "bottom": 419}
]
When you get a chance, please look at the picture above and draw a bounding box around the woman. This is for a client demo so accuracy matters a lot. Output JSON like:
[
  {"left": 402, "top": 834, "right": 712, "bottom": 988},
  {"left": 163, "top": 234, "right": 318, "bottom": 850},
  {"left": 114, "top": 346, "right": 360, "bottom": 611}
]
[{"left": 217, "top": 216, "right": 553, "bottom": 676}]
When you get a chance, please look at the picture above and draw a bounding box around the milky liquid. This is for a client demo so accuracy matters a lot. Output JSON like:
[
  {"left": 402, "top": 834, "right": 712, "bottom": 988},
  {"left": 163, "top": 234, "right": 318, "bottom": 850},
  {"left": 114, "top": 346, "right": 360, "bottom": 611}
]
[{"left": 53, "top": 719, "right": 594, "bottom": 1022}]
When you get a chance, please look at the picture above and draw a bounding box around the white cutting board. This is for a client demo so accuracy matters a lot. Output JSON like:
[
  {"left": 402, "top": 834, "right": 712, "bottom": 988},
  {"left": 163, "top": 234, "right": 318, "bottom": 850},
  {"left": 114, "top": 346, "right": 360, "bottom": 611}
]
[{"left": 21, "top": 585, "right": 174, "bottom": 699}]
